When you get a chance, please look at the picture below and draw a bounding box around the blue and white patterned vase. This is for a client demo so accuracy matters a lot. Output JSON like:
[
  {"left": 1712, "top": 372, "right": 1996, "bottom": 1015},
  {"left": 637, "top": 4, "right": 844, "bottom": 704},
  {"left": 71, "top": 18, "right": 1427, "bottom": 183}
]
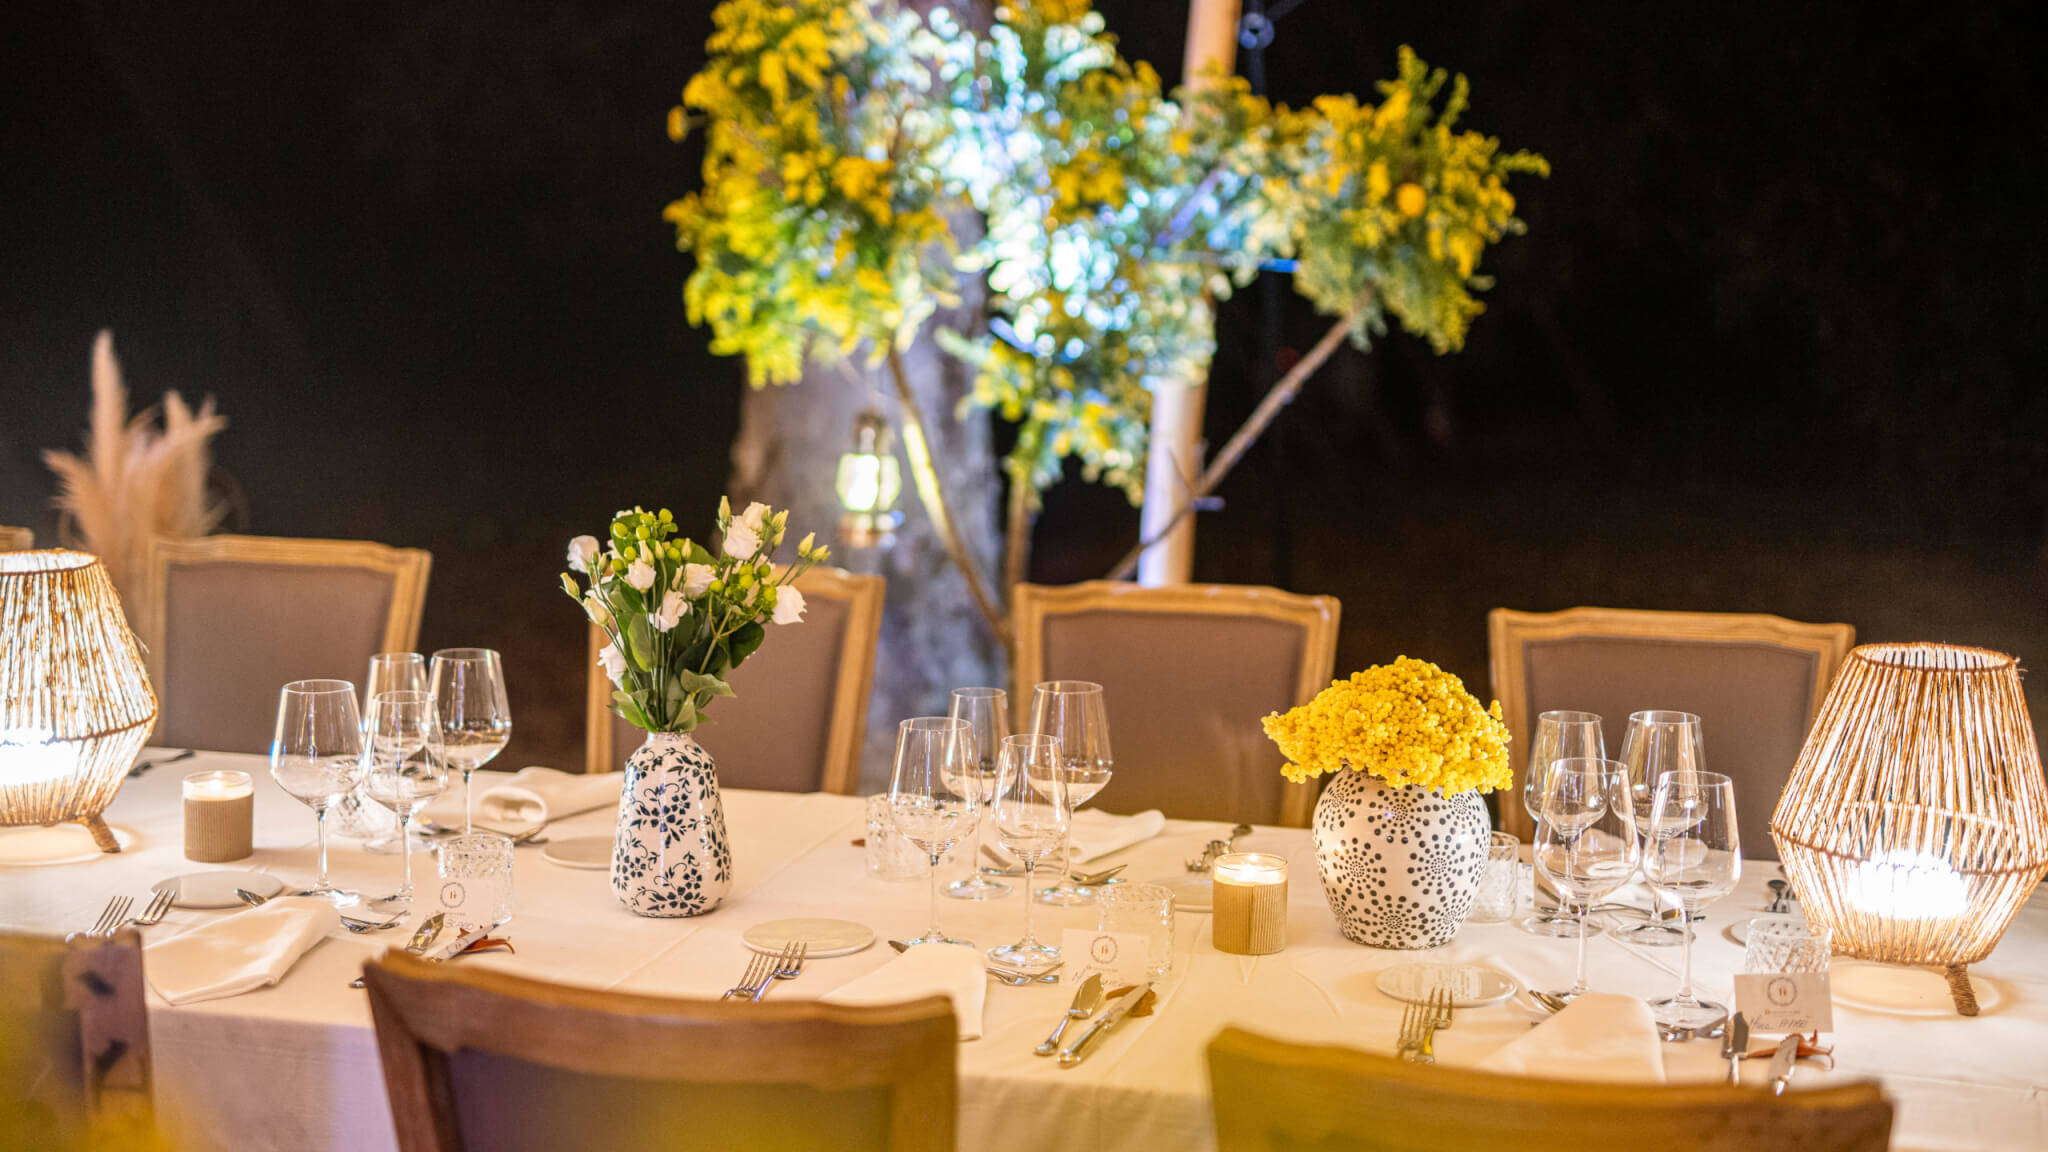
[
  {"left": 610, "top": 732, "right": 732, "bottom": 917},
  {"left": 1312, "top": 769, "right": 1490, "bottom": 949}
]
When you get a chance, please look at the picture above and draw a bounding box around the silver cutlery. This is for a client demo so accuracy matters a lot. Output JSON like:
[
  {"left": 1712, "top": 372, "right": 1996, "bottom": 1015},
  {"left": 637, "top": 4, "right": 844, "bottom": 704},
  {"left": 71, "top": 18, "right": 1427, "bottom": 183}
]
[
  {"left": 350, "top": 911, "right": 448, "bottom": 988},
  {"left": 981, "top": 862, "right": 1126, "bottom": 886},
  {"left": 236, "top": 888, "right": 403, "bottom": 933},
  {"left": 74, "top": 895, "right": 131, "bottom": 940},
  {"left": 128, "top": 748, "right": 196, "bottom": 778},
  {"left": 1058, "top": 981, "right": 1153, "bottom": 1068},
  {"left": 1767, "top": 1032, "right": 1801, "bottom": 1095},
  {"left": 1035, "top": 973, "right": 1104, "bottom": 1057},
  {"left": 752, "top": 942, "right": 806, "bottom": 1002},
  {"left": 1765, "top": 878, "right": 1795, "bottom": 914},
  {"left": 1396, "top": 997, "right": 1434, "bottom": 1063},
  {"left": 722, "top": 949, "right": 779, "bottom": 1001},
  {"left": 1430, "top": 985, "right": 1454, "bottom": 1033},
  {"left": 1187, "top": 824, "right": 1254, "bottom": 872},
  {"left": 417, "top": 819, "right": 550, "bottom": 846},
  {"left": 123, "top": 888, "right": 174, "bottom": 931},
  {"left": 1722, "top": 1012, "right": 1749, "bottom": 1085},
  {"left": 988, "top": 962, "right": 1063, "bottom": 986},
  {"left": 1528, "top": 989, "right": 1570, "bottom": 1015}
]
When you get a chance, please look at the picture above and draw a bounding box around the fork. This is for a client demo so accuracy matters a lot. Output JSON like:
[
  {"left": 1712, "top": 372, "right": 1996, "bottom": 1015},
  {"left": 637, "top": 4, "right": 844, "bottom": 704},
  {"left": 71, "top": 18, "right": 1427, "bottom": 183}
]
[
  {"left": 753, "top": 942, "right": 806, "bottom": 1002},
  {"left": 74, "top": 895, "right": 131, "bottom": 940},
  {"left": 124, "top": 889, "right": 174, "bottom": 931},
  {"left": 235, "top": 889, "right": 403, "bottom": 933},
  {"left": 1396, "top": 998, "right": 1430, "bottom": 1063},
  {"left": 721, "top": 949, "right": 778, "bottom": 1000}
]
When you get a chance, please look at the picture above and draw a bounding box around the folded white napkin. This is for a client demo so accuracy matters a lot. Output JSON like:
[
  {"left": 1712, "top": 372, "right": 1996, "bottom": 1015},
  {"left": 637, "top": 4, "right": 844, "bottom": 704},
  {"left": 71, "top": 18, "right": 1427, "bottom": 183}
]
[
  {"left": 144, "top": 897, "right": 338, "bottom": 1005},
  {"left": 1476, "top": 992, "right": 1666, "bottom": 1082},
  {"left": 821, "top": 943, "right": 987, "bottom": 1041},
  {"left": 988, "top": 809, "right": 1167, "bottom": 867},
  {"left": 421, "top": 766, "right": 620, "bottom": 829}
]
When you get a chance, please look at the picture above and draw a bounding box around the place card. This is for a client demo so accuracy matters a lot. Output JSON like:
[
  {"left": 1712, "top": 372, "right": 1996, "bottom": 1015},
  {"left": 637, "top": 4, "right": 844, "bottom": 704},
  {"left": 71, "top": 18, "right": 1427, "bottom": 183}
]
[
  {"left": 1734, "top": 971, "right": 1835, "bottom": 1034},
  {"left": 1060, "top": 928, "right": 1152, "bottom": 988}
]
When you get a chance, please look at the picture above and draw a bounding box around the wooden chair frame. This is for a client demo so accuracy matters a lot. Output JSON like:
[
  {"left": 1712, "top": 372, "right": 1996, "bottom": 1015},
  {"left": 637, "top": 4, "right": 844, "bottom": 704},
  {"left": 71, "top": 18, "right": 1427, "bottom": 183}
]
[
  {"left": 1011, "top": 580, "right": 1341, "bottom": 827},
  {"left": 363, "top": 952, "right": 955, "bottom": 1152},
  {"left": 1488, "top": 606, "right": 1854, "bottom": 838},
  {"left": 1208, "top": 1026, "right": 1892, "bottom": 1152},
  {"left": 136, "top": 534, "right": 432, "bottom": 696},
  {"left": 583, "top": 564, "right": 882, "bottom": 791},
  {"left": 0, "top": 525, "right": 32, "bottom": 551},
  {"left": 0, "top": 929, "right": 153, "bottom": 1136}
]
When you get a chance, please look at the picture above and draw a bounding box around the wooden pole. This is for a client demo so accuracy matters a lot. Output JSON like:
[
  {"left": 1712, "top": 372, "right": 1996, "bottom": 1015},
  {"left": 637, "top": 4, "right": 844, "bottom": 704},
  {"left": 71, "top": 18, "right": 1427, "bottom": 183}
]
[{"left": 886, "top": 345, "right": 1010, "bottom": 649}]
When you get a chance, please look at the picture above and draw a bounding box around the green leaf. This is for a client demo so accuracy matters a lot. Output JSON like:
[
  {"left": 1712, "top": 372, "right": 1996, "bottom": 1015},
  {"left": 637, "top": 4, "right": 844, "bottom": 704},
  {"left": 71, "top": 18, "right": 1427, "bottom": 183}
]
[
  {"left": 626, "top": 614, "right": 655, "bottom": 669},
  {"left": 728, "top": 621, "right": 766, "bottom": 667},
  {"left": 688, "top": 541, "right": 716, "bottom": 566}
]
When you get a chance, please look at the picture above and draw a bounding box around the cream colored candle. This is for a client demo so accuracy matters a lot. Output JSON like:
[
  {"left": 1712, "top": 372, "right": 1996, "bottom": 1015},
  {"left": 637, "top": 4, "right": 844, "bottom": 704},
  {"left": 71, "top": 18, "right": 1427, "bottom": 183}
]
[
  {"left": 183, "top": 770, "right": 253, "bottom": 862},
  {"left": 1213, "top": 851, "right": 1287, "bottom": 955}
]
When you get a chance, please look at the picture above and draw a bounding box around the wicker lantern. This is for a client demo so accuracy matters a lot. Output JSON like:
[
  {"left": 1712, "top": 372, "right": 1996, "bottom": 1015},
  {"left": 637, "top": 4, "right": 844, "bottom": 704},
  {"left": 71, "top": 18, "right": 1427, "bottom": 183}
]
[
  {"left": 1771, "top": 643, "right": 2048, "bottom": 1014},
  {"left": 0, "top": 550, "right": 157, "bottom": 852}
]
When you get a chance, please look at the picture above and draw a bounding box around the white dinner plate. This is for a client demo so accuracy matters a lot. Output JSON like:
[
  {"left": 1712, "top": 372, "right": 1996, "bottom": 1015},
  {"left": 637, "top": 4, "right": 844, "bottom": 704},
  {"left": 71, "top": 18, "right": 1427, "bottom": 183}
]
[
  {"left": 1830, "top": 959, "right": 2006, "bottom": 1016},
  {"left": 1374, "top": 962, "right": 1519, "bottom": 1009},
  {"left": 744, "top": 918, "right": 876, "bottom": 958},
  {"left": 151, "top": 870, "right": 284, "bottom": 909},
  {"left": 1158, "top": 874, "right": 1213, "bottom": 913},
  {"left": 539, "top": 836, "right": 613, "bottom": 870}
]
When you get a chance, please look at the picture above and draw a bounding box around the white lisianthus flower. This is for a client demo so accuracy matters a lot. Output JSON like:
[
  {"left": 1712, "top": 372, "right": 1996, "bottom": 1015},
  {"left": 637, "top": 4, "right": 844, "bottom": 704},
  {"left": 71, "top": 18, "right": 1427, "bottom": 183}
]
[
  {"left": 596, "top": 643, "right": 627, "bottom": 686},
  {"left": 722, "top": 520, "right": 761, "bottom": 559},
  {"left": 681, "top": 563, "right": 715, "bottom": 598},
  {"left": 626, "top": 557, "right": 657, "bottom": 591},
  {"left": 771, "top": 584, "right": 807, "bottom": 625},
  {"left": 739, "top": 501, "right": 773, "bottom": 535},
  {"left": 582, "top": 592, "right": 615, "bottom": 631},
  {"left": 566, "top": 535, "right": 600, "bottom": 574},
  {"left": 651, "top": 588, "right": 688, "bottom": 632}
]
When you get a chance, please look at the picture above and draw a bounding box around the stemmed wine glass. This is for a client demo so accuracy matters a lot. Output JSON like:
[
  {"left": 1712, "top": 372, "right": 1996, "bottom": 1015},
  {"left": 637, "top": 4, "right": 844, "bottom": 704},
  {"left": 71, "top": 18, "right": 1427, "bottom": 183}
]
[
  {"left": 362, "top": 690, "right": 447, "bottom": 911},
  {"left": 270, "top": 679, "right": 368, "bottom": 906},
  {"left": 428, "top": 648, "right": 512, "bottom": 832},
  {"left": 349, "top": 652, "right": 428, "bottom": 855},
  {"left": 1531, "top": 757, "right": 1639, "bottom": 1002},
  {"left": 1643, "top": 770, "right": 1740, "bottom": 1039},
  {"left": 1030, "top": 681, "right": 1113, "bottom": 907},
  {"left": 1617, "top": 710, "right": 1706, "bottom": 946},
  {"left": 945, "top": 687, "right": 1013, "bottom": 901},
  {"left": 1519, "top": 710, "right": 1607, "bottom": 938},
  {"left": 986, "top": 734, "right": 1069, "bottom": 972},
  {"left": 889, "top": 716, "right": 981, "bottom": 948}
]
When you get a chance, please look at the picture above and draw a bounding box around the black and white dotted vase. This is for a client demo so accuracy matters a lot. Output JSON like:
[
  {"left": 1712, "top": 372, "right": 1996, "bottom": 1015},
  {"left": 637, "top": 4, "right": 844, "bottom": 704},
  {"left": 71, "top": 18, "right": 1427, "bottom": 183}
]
[
  {"left": 1311, "top": 770, "right": 1490, "bottom": 949},
  {"left": 611, "top": 732, "right": 732, "bottom": 917}
]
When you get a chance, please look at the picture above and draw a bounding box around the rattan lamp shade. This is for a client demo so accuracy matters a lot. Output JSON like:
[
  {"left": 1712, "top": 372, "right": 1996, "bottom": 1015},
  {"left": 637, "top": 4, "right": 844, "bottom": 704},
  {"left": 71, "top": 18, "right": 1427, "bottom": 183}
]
[
  {"left": 0, "top": 550, "right": 157, "bottom": 852},
  {"left": 1771, "top": 643, "right": 2048, "bottom": 985}
]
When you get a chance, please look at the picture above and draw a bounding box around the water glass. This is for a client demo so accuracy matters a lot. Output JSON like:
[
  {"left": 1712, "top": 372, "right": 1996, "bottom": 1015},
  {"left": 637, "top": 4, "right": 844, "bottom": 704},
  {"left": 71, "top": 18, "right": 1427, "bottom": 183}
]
[
  {"left": 1465, "top": 831, "right": 1521, "bottom": 923},
  {"left": 864, "top": 794, "right": 926, "bottom": 881},
  {"left": 1520, "top": 711, "right": 1605, "bottom": 937},
  {"left": 437, "top": 832, "right": 514, "bottom": 931},
  {"left": 1744, "top": 917, "right": 1832, "bottom": 974},
  {"left": 1097, "top": 881, "right": 1174, "bottom": 979}
]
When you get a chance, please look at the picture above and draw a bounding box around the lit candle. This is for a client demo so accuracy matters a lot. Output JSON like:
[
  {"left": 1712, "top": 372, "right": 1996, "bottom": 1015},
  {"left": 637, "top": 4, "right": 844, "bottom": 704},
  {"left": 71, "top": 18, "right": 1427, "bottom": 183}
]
[
  {"left": 183, "top": 770, "right": 253, "bottom": 862},
  {"left": 1213, "top": 851, "right": 1288, "bottom": 955}
]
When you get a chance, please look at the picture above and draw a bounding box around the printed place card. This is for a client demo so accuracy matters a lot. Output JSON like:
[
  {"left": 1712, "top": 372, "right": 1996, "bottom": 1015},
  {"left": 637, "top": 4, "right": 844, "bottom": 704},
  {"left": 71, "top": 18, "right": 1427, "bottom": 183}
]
[
  {"left": 1734, "top": 971, "right": 1835, "bottom": 1034},
  {"left": 1060, "top": 928, "right": 1151, "bottom": 988}
]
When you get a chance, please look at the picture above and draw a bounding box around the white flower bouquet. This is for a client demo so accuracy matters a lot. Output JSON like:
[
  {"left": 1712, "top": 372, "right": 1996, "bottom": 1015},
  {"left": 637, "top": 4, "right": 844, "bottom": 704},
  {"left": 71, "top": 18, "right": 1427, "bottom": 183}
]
[{"left": 561, "top": 498, "right": 826, "bottom": 733}]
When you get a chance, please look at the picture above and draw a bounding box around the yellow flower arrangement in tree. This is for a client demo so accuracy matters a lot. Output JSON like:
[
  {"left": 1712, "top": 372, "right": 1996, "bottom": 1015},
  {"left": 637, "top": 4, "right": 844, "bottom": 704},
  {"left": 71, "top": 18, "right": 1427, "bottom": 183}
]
[{"left": 1262, "top": 657, "right": 1511, "bottom": 795}]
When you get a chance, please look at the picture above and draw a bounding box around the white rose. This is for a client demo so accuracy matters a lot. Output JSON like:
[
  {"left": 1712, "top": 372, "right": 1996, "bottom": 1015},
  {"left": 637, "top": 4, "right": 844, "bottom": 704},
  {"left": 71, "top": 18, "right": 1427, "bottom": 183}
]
[
  {"left": 651, "top": 588, "right": 688, "bottom": 632},
  {"left": 566, "top": 535, "right": 600, "bottom": 574},
  {"left": 771, "top": 584, "right": 806, "bottom": 625},
  {"left": 625, "top": 557, "right": 657, "bottom": 591},
  {"left": 722, "top": 520, "right": 761, "bottom": 559},
  {"left": 582, "top": 592, "right": 614, "bottom": 631},
  {"left": 739, "top": 501, "right": 773, "bottom": 534},
  {"left": 681, "top": 563, "right": 715, "bottom": 598},
  {"left": 596, "top": 643, "right": 627, "bottom": 686}
]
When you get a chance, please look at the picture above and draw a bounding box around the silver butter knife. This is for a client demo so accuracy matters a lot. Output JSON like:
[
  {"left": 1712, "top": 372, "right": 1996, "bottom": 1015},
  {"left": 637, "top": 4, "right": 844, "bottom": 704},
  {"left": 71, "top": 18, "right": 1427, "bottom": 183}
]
[
  {"left": 1058, "top": 981, "right": 1152, "bottom": 1068},
  {"left": 1767, "top": 1033, "right": 1800, "bottom": 1095},
  {"left": 1721, "top": 1012, "right": 1749, "bottom": 1085},
  {"left": 350, "top": 911, "right": 446, "bottom": 988}
]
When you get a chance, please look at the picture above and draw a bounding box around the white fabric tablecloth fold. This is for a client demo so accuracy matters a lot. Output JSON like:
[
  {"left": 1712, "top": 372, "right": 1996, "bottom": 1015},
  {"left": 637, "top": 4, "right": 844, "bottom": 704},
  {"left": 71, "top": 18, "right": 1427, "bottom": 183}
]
[
  {"left": 821, "top": 942, "right": 987, "bottom": 1041},
  {"left": 145, "top": 897, "right": 338, "bottom": 1005},
  {"left": 1476, "top": 992, "right": 1667, "bottom": 1082}
]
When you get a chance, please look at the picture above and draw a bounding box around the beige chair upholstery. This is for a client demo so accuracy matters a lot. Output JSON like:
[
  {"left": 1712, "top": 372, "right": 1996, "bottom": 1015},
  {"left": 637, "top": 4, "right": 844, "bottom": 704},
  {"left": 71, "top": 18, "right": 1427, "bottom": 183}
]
[
  {"left": 585, "top": 566, "right": 882, "bottom": 793},
  {"left": 1207, "top": 1027, "right": 1892, "bottom": 1152},
  {"left": 364, "top": 951, "right": 956, "bottom": 1152},
  {"left": 0, "top": 526, "right": 31, "bottom": 551},
  {"left": 138, "top": 535, "right": 431, "bottom": 754},
  {"left": 1489, "top": 607, "right": 1853, "bottom": 854},
  {"left": 0, "top": 930, "right": 154, "bottom": 1149},
  {"left": 1012, "top": 581, "right": 1340, "bottom": 827}
]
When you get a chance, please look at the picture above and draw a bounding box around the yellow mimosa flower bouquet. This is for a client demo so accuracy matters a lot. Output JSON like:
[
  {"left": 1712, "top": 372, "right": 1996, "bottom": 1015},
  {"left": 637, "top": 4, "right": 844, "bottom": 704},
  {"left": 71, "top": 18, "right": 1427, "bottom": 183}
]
[{"left": 1263, "top": 657, "right": 1511, "bottom": 794}]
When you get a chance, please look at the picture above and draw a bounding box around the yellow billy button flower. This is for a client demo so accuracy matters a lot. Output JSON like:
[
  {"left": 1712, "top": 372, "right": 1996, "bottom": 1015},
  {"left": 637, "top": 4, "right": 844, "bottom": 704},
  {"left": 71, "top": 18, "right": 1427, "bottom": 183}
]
[
  {"left": 667, "top": 106, "right": 686, "bottom": 143},
  {"left": 1396, "top": 182, "right": 1427, "bottom": 219},
  {"left": 1261, "top": 657, "right": 1510, "bottom": 795}
]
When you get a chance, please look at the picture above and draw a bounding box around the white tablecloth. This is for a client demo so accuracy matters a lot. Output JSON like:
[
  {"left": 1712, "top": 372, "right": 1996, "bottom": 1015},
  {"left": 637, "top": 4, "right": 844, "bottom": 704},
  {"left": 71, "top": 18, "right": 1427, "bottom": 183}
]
[{"left": 3, "top": 751, "right": 2043, "bottom": 1151}]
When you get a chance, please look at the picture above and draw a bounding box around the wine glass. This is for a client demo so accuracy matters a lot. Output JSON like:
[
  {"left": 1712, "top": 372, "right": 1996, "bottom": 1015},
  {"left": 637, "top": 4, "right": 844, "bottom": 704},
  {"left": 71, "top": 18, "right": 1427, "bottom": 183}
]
[
  {"left": 1531, "top": 757, "right": 1639, "bottom": 1002},
  {"left": 347, "top": 652, "right": 428, "bottom": 855},
  {"left": 1616, "top": 710, "right": 1706, "bottom": 946},
  {"left": 428, "top": 648, "right": 512, "bottom": 832},
  {"left": 1518, "top": 710, "right": 1607, "bottom": 938},
  {"left": 986, "top": 733, "right": 1069, "bottom": 972},
  {"left": 270, "top": 679, "right": 367, "bottom": 905},
  {"left": 1643, "top": 770, "right": 1740, "bottom": 1039},
  {"left": 890, "top": 716, "right": 980, "bottom": 948},
  {"left": 945, "top": 687, "right": 1013, "bottom": 901},
  {"left": 362, "top": 690, "right": 446, "bottom": 911},
  {"left": 1029, "top": 681, "right": 1113, "bottom": 907}
]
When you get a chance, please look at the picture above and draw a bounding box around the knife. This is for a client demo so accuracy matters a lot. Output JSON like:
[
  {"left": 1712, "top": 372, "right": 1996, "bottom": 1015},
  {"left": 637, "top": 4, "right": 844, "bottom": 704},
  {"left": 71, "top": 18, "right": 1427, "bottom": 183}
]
[
  {"left": 1721, "top": 1012, "right": 1749, "bottom": 1085},
  {"left": 349, "top": 911, "right": 446, "bottom": 988},
  {"left": 1766, "top": 1033, "right": 1800, "bottom": 1095},
  {"left": 1058, "top": 982, "right": 1153, "bottom": 1068}
]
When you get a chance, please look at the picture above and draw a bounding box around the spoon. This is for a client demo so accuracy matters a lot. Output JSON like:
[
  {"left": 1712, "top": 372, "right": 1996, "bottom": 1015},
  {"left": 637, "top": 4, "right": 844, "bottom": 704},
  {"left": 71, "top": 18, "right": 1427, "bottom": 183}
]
[
  {"left": 1766, "top": 878, "right": 1792, "bottom": 913},
  {"left": 1529, "top": 989, "right": 1570, "bottom": 1015},
  {"left": 980, "top": 863, "right": 1126, "bottom": 886}
]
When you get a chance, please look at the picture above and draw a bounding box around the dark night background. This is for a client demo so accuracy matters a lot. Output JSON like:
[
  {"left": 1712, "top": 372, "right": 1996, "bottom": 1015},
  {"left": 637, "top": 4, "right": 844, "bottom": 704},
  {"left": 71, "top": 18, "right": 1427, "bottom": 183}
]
[{"left": 5, "top": 0, "right": 2045, "bottom": 770}]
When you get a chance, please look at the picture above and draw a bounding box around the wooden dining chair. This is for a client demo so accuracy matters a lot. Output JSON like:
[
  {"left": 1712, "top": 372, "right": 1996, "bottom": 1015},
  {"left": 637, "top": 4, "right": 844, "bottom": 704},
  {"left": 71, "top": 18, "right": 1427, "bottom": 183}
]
[
  {"left": 584, "top": 565, "right": 882, "bottom": 792},
  {"left": 0, "top": 525, "right": 32, "bottom": 551},
  {"left": 0, "top": 930, "right": 156, "bottom": 1150},
  {"left": 1488, "top": 607, "right": 1854, "bottom": 853},
  {"left": 1011, "top": 581, "right": 1340, "bottom": 827},
  {"left": 1207, "top": 1027, "right": 1892, "bottom": 1152},
  {"left": 137, "top": 534, "right": 432, "bottom": 753},
  {"left": 363, "top": 951, "right": 956, "bottom": 1152}
]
